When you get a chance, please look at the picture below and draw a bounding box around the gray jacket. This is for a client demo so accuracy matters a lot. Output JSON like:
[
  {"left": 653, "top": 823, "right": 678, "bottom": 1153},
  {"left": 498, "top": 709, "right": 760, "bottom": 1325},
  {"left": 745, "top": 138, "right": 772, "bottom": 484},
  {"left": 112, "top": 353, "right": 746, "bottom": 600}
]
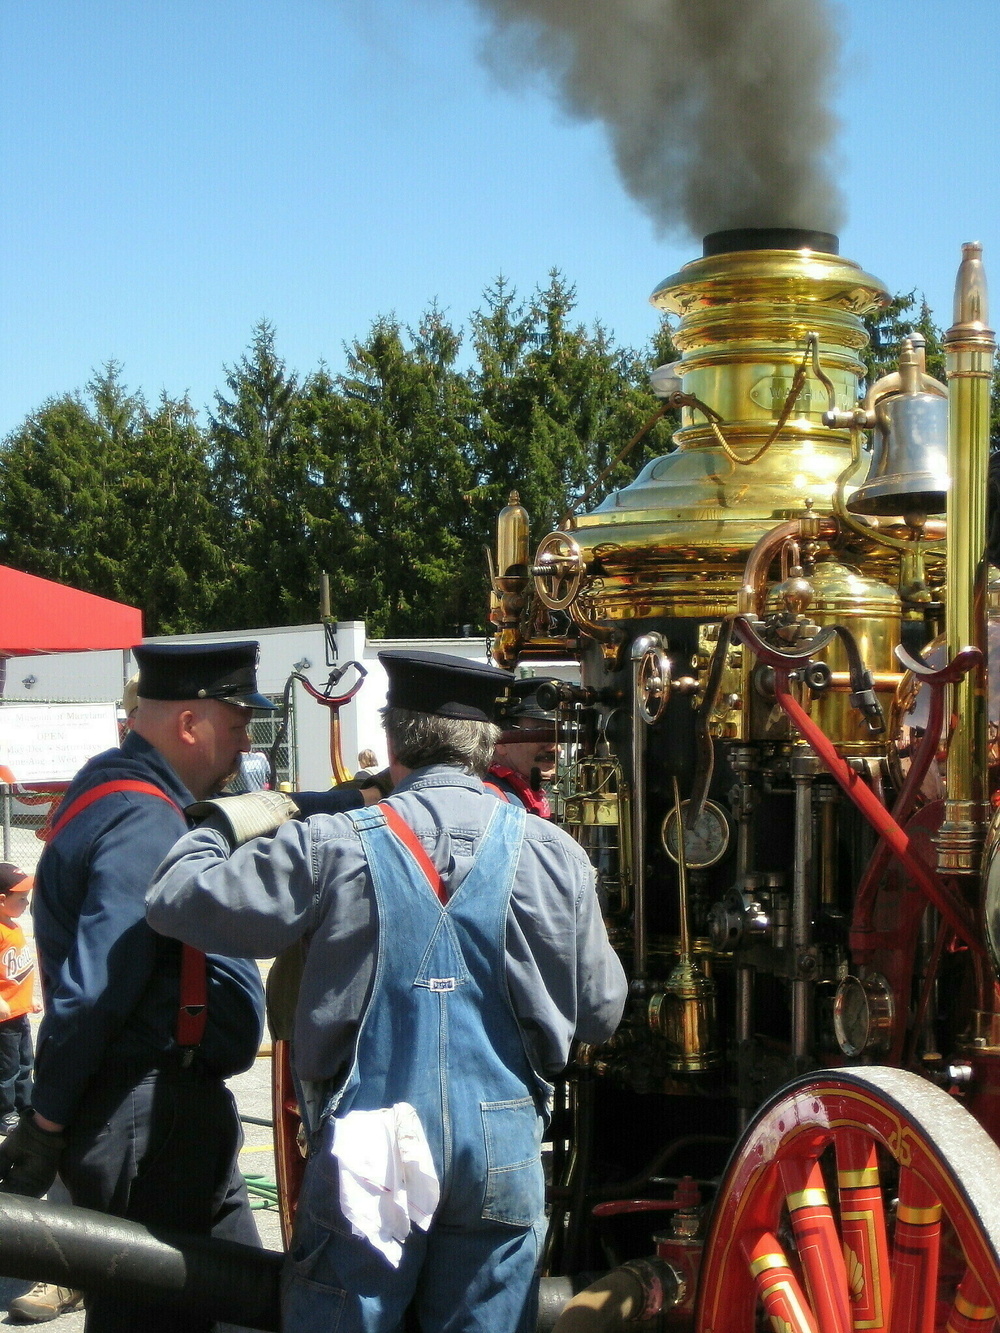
[{"left": 146, "top": 766, "right": 627, "bottom": 1090}]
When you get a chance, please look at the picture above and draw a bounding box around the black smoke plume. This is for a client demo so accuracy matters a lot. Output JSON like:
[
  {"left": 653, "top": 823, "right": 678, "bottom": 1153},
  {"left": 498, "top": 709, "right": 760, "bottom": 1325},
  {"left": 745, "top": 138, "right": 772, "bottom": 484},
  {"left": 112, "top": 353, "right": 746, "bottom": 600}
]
[{"left": 469, "top": 0, "right": 845, "bottom": 239}]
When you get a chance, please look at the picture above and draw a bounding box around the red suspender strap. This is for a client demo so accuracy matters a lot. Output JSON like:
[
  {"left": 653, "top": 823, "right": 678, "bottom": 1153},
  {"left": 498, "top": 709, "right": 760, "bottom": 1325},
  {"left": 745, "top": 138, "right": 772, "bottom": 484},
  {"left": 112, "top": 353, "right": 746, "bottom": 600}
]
[
  {"left": 46, "top": 779, "right": 208, "bottom": 1051},
  {"left": 482, "top": 780, "right": 510, "bottom": 802},
  {"left": 379, "top": 804, "right": 448, "bottom": 905},
  {"left": 176, "top": 939, "right": 208, "bottom": 1047},
  {"left": 46, "top": 780, "right": 183, "bottom": 841}
]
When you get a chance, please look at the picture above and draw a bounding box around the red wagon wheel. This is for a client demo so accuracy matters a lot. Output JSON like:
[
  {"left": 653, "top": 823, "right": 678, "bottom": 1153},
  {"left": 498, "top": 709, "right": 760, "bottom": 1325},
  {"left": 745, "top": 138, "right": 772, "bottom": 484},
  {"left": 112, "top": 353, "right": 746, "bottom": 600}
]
[
  {"left": 271, "top": 1038, "right": 306, "bottom": 1249},
  {"left": 695, "top": 1067, "right": 1000, "bottom": 1333}
]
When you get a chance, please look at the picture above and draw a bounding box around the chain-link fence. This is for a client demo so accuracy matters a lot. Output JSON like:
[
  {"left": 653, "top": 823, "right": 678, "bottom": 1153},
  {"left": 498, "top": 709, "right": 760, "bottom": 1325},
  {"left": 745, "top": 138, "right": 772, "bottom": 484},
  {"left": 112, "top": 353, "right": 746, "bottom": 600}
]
[
  {"left": 0, "top": 788, "right": 51, "bottom": 872},
  {"left": 249, "top": 695, "right": 296, "bottom": 789}
]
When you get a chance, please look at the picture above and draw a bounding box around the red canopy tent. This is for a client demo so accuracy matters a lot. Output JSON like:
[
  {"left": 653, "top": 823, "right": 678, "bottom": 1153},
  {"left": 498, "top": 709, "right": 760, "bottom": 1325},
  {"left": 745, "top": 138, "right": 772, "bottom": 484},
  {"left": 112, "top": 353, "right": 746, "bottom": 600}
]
[
  {"left": 0, "top": 566, "right": 142, "bottom": 788},
  {"left": 0, "top": 565, "right": 142, "bottom": 657}
]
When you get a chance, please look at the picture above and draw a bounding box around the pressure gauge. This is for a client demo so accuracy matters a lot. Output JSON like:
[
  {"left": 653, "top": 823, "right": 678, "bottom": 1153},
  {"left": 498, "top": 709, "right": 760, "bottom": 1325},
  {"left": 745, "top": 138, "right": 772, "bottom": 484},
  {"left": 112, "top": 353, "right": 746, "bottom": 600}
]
[
  {"left": 661, "top": 800, "right": 731, "bottom": 869},
  {"left": 834, "top": 973, "right": 894, "bottom": 1058}
]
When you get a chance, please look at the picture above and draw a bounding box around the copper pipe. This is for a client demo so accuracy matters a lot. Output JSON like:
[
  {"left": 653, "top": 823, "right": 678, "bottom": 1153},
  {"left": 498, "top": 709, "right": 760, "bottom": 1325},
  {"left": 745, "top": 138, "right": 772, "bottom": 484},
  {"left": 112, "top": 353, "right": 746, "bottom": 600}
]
[{"left": 737, "top": 516, "right": 836, "bottom": 617}]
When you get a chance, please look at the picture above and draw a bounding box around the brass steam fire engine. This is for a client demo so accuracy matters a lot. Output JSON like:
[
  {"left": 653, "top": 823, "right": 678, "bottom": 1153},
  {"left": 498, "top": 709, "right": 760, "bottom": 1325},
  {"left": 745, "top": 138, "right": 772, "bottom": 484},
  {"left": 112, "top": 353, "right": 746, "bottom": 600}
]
[{"left": 489, "top": 227, "right": 1000, "bottom": 1332}]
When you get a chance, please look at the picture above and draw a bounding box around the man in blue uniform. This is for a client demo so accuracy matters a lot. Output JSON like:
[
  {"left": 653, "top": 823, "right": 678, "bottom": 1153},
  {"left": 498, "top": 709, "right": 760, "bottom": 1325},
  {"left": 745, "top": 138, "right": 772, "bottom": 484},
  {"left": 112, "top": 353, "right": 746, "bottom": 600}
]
[
  {"left": 0, "top": 642, "right": 275, "bottom": 1333},
  {"left": 146, "top": 650, "right": 627, "bottom": 1333}
]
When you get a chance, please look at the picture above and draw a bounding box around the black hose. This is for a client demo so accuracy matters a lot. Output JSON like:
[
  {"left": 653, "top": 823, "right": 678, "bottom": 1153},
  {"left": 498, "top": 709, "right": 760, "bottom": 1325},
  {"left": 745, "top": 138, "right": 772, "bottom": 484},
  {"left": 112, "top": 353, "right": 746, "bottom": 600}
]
[{"left": 0, "top": 1195, "right": 282, "bottom": 1330}]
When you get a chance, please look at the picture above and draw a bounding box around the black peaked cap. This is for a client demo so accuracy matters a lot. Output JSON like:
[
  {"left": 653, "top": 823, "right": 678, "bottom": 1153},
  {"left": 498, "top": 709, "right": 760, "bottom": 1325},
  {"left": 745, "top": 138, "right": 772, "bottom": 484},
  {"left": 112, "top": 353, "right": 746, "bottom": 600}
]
[
  {"left": 134, "top": 641, "right": 276, "bottom": 711},
  {"left": 379, "top": 650, "right": 513, "bottom": 723}
]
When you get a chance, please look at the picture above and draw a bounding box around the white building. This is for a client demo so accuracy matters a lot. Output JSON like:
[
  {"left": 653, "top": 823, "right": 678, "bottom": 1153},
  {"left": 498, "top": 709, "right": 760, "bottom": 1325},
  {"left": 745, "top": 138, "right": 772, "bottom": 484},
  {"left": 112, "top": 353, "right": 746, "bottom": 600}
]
[{"left": 3, "top": 622, "right": 568, "bottom": 791}]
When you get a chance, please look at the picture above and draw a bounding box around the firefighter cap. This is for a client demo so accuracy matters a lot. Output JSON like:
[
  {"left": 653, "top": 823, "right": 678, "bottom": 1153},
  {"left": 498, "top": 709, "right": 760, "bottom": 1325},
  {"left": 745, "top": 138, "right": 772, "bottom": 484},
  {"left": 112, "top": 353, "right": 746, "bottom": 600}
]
[
  {"left": 133, "top": 642, "right": 276, "bottom": 711},
  {"left": 379, "top": 650, "right": 513, "bottom": 723}
]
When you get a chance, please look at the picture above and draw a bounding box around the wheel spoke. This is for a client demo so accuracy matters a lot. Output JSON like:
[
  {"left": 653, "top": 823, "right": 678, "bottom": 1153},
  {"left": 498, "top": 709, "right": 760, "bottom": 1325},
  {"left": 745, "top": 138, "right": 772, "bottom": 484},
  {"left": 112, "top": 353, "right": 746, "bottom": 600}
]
[
  {"left": 780, "top": 1157, "right": 852, "bottom": 1333},
  {"left": 945, "top": 1272, "right": 998, "bottom": 1331},
  {"left": 694, "top": 1070, "right": 1000, "bottom": 1333},
  {"left": 835, "top": 1128, "right": 892, "bottom": 1333},
  {"left": 743, "top": 1230, "right": 820, "bottom": 1333},
  {"left": 889, "top": 1169, "right": 942, "bottom": 1333}
]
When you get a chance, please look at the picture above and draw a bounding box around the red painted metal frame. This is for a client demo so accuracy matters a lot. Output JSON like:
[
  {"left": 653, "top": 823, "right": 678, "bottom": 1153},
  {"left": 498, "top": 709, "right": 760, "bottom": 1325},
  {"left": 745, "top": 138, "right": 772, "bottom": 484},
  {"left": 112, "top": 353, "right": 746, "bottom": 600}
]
[
  {"left": 695, "top": 1072, "right": 1000, "bottom": 1333},
  {"left": 293, "top": 663, "right": 367, "bottom": 785},
  {"left": 851, "top": 644, "right": 981, "bottom": 942}
]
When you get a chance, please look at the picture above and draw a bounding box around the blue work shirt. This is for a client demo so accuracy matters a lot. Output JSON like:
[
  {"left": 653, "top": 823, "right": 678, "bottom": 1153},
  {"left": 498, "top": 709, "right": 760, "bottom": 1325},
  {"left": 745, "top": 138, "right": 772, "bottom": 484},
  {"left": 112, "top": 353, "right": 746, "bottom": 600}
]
[
  {"left": 147, "top": 765, "right": 627, "bottom": 1098},
  {"left": 32, "top": 731, "right": 264, "bottom": 1127}
]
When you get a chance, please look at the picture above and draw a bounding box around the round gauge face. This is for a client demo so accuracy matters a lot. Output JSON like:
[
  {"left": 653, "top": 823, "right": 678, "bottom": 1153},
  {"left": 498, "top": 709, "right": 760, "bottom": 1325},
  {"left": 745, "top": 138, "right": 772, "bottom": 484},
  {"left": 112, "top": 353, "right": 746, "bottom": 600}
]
[
  {"left": 834, "top": 977, "right": 871, "bottom": 1058},
  {"left": 834, "top": 974, "right": 894, "bottom": 1058},
  {"left": 661, "top": 800, "right": 731, "bottom": 869}
]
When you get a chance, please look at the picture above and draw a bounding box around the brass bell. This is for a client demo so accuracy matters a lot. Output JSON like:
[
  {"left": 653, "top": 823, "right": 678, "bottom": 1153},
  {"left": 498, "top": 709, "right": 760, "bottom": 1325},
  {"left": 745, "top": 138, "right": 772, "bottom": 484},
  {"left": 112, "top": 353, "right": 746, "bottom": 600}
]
[{"left": 847, "top": 338, "right": 950, "bottom": 518}]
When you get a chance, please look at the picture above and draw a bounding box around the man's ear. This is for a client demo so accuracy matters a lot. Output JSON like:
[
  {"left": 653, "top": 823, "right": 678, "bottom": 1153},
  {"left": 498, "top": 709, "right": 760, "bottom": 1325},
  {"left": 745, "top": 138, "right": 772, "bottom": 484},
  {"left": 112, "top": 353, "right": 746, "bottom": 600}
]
[{"left": 176, "top": 707, "right": 199, "bottom": 747}]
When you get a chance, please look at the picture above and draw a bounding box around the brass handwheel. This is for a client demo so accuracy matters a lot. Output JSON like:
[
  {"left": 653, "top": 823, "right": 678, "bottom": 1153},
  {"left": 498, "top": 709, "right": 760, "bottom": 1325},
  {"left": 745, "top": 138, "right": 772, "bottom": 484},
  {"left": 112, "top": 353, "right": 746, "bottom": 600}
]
[{"left": 532, "top": 532, "right": 585, "bottom": 611}]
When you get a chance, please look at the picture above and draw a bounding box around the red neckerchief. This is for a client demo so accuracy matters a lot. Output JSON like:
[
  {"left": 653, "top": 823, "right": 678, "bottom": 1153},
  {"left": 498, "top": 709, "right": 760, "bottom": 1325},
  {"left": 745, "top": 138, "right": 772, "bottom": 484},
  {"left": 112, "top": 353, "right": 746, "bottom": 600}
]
[{"left": 487, "top": 764, "right": 552, "bottom": 819}]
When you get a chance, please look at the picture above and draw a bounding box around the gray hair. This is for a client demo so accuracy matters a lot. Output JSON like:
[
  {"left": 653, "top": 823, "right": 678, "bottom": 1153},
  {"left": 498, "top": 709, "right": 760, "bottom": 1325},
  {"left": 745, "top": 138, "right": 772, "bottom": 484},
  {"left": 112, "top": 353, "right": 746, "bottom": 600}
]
[{"left": 382, "top": 707, "right": 499, "bottom": 778}]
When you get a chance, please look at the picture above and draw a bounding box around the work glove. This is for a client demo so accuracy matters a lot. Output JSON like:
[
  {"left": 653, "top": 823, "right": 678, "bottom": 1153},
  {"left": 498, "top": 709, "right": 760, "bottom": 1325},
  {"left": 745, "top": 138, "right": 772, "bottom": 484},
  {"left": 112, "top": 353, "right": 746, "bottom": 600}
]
[
  {"left": 187, "top": 790, "right": 301, "bottom": 848},
  {"left": 0, "top": 1110, "right": 65, "bottom": 1197}
]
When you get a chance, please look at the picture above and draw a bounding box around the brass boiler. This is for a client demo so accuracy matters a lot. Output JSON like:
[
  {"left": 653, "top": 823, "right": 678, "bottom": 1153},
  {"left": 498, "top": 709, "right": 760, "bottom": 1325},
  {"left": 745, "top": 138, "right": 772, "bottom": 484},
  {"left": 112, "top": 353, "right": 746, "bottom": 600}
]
[
  {"left": 567, "top": 229, "right": 888, "bottom": 616},
  {"left": 530, "top": 228, "right": 897, "bottom": 751}
]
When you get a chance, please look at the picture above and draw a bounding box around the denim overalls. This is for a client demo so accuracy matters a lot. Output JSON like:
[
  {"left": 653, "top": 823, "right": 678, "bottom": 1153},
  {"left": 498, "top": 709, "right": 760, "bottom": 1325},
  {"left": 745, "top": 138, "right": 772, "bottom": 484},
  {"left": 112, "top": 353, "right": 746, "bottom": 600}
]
[{"left": 284, "top": 798, "right": 547, "bottom": 1333}]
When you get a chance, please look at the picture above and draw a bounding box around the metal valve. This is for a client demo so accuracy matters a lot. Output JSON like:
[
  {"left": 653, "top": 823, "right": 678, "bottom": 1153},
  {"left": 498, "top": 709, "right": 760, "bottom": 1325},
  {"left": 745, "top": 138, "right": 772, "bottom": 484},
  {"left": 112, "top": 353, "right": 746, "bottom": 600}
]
[{"left": 635, "top": 643, "right": 672, "bottom": 724}]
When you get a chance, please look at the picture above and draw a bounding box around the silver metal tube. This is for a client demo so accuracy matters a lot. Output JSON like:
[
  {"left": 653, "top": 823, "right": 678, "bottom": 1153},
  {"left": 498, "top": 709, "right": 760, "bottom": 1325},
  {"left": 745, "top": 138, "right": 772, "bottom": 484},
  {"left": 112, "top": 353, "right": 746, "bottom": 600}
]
[
  {"left": 736, "top": 965, "right": 754, "bottom": 1045},
  {"left": 791, "top": 752, "right": 817, "bottom": 1059},
  {"left": 630, "top": 635, "right": 657, "bottom": 982},
  {"left": 732, "top": 747, "right": 755, "bottom": 883},
  {"left": 736, "top": 963, "right": 755, "bottom": 1131}
]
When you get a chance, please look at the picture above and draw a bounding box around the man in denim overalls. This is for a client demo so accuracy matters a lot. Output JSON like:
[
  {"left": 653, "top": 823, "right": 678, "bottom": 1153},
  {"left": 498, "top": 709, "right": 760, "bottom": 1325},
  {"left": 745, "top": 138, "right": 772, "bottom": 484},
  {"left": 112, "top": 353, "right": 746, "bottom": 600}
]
[{"left": 148, "top": 650, "right": 628, "bottom": 1333}]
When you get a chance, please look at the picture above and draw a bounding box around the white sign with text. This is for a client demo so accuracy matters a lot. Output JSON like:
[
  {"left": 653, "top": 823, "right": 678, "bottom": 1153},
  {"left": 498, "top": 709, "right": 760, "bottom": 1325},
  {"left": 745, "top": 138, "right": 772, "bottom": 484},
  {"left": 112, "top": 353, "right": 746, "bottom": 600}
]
[{"left": 0, "top": 704, "right": 119, "bottom": 783}]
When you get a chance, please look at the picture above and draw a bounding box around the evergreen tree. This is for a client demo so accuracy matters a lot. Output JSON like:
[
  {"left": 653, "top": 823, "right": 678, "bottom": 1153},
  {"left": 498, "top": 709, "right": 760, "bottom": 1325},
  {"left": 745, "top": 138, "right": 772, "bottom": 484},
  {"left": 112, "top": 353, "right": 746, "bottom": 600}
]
[
  {"left": 468, "top": 273, "right": 676, "bottom": 554},
  {"left": 206, "top": 322, "right": 321, "bottom": 627},
  {"left": 0, "top": 368, "right": 226, "bottom": 633},
  {"left": 307, "top": 309, "right": 479, "bottom": 637},
  {"left": 861, "top": 292, "right": 946, "bottom": 386},
  {"left": 0, "top": 382, "right": 130, "bottom": 598},
  {"left": 121, "top": 394, "right": 228, "bottom": 633}
]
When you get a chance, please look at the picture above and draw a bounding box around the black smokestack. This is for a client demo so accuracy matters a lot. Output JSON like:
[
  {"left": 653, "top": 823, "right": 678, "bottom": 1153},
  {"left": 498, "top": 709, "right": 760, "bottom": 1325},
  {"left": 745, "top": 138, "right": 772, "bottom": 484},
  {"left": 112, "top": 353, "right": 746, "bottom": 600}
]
[
  {"left": 469, "top": 0, "right": 845, "bottom": 240},
  {"left": 703, "top": 227, "right": 839, "bottom": 256}
]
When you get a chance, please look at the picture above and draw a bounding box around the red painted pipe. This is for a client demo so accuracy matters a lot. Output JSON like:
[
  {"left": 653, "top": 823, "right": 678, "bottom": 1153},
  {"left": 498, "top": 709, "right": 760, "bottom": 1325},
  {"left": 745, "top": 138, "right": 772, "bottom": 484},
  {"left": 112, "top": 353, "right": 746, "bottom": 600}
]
[{"left": 773, "top": 675, "right": 981, "bottom": 954}]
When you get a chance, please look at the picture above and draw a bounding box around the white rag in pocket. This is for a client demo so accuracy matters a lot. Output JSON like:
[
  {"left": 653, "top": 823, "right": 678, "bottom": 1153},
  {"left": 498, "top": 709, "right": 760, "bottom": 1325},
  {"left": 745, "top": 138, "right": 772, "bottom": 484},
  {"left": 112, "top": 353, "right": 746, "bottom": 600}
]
[{"left": 331, "top": 1102, "right": 440, "bottom": 1267}]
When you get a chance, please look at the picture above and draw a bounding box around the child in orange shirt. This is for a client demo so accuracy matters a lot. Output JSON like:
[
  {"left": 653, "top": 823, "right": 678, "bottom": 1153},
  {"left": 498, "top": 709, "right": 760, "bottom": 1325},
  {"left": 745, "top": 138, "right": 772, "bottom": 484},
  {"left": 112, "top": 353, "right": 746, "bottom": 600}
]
[{"left": 0, "top": 864, "right": 38, "bottom": 1134}]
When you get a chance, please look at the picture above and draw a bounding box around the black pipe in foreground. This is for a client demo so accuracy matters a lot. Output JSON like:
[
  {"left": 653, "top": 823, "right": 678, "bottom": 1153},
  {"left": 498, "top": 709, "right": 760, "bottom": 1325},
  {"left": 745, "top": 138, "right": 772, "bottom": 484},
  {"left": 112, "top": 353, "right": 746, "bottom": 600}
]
[{"left": 0, "top": 1194, "right": 282, "bottom": 1330}]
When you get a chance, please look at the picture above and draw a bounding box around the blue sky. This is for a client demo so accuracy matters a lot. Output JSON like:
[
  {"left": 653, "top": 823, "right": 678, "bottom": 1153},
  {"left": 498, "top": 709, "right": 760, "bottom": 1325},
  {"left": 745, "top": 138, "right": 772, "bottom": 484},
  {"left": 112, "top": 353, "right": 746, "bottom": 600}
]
[{"left": 3, "top": 0, "right": 999, "bottom": 439}]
